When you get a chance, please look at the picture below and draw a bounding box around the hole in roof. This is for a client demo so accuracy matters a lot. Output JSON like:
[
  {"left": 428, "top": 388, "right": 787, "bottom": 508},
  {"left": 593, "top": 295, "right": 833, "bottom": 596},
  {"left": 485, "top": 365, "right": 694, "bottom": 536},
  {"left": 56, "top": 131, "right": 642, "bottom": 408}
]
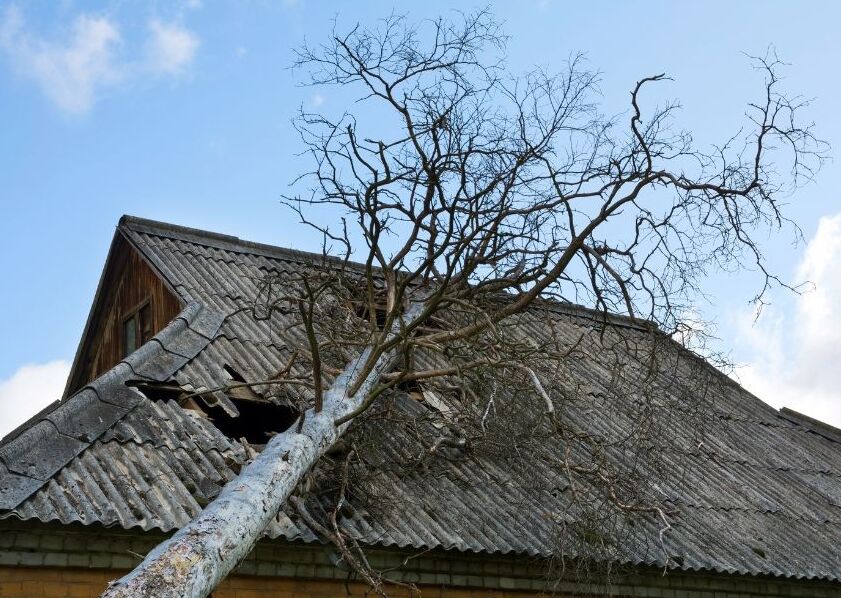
[
  {"left": 200, "top": 396, "right": 300, "bottom": 445},
  {"left": 223, "top": 364, "right": 246, "bottom": 382},
  {"left": 354, "top": 301, "right": 388, "bottom": 330},
  {"left": 130, "top": 377, "right": 300, "bottom": 446},
  {"left": 396, "top": 378, "right": 423, "bottom": 401},
  {"left": 221, "top": 364, "right": 267, "bottom": 403},
  {"left": 127, "top": 381, "right": 186, "bottom": 402}
]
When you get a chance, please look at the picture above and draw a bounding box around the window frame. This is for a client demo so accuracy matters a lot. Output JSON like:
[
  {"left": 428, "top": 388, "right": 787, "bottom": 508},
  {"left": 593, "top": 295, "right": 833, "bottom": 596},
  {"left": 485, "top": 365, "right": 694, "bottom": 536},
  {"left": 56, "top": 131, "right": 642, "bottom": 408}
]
[{"left": 121, "top": 298, "right": 153, "bottom": 357}]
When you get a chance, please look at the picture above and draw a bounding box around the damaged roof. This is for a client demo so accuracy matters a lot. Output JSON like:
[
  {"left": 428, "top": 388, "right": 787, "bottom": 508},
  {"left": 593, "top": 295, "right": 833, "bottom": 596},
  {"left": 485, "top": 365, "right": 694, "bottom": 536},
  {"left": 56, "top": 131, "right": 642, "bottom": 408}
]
[{"left": 2, "top": 215, "right": 841, "bottom": 583}]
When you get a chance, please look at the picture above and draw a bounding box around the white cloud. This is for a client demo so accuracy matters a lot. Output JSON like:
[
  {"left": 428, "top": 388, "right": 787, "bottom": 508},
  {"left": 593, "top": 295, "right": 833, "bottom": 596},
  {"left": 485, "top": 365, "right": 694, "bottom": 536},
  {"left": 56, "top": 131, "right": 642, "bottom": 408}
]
[
  {"left": 145, "top": 19, "right": 199, "bottom": 76},
  {"left": 0, "top": 361, "right": 70, "bottom": 440},
  {"left": 311, "top": 93, "right": 324, "bottom": 107},
  {"left": 0, "top": 6, "right": 199, "bottom": 114},
  {"left": 0, "top": 6, "right": 122, "bottom": 113},
  {"left": 734, "top": 213, "right": 841, "bottom": 427}
]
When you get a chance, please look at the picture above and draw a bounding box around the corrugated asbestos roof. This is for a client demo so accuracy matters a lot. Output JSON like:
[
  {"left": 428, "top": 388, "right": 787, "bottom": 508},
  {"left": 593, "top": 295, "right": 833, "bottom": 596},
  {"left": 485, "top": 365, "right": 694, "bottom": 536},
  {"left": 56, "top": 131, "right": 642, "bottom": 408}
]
[{"left": 2, "top": 215, "right": 841, "bottom": 583}]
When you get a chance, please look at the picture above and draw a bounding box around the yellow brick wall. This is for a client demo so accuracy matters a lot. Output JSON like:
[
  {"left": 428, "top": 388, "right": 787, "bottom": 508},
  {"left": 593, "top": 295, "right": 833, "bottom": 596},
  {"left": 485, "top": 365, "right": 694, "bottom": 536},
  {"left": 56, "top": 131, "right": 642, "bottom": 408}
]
[{"left": 0, "top": 567, "right": 540, "bottom": 598}]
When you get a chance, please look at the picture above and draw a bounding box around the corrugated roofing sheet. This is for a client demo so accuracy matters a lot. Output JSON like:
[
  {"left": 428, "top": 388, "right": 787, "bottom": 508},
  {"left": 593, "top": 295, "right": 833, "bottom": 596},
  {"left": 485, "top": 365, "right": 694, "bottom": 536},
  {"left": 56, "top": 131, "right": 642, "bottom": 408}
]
[{"left": 2, "top": 215, "right": 841, "bottom": 583}]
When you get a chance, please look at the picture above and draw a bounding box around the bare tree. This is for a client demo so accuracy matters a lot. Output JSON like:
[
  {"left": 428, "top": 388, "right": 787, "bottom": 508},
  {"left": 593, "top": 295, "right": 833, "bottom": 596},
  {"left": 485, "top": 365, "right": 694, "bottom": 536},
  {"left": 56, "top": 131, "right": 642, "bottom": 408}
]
[{"left": 102, "top": 9, "right": 825, "bottom": 598}]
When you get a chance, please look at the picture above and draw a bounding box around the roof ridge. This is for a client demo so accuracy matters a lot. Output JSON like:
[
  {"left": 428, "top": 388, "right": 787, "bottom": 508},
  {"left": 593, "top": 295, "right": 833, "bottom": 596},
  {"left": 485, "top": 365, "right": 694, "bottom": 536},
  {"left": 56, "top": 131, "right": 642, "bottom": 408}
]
[
  {"left": 779, "top": 407, "right": 841, "bottom": 446},
  {"left": 120, "top": 214, "right": 650, "bottom": 330},
  {"left": 120, "top": 215, "right": 357, "bottom": 271}
]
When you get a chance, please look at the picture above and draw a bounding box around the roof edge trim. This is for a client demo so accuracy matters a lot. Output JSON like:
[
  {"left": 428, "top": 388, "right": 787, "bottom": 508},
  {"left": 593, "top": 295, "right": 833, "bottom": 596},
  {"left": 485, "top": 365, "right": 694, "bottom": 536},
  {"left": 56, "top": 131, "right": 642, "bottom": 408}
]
[{"left": 0, "top": 301, "right": 222, "bottom": 511}]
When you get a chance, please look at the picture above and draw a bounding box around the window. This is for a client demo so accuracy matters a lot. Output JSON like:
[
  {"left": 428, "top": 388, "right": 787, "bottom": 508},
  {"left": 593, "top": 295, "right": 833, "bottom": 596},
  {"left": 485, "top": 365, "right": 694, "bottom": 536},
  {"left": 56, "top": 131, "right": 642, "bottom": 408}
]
[{"left": 122, "top": 301, "right": 153, "bottom": 357}]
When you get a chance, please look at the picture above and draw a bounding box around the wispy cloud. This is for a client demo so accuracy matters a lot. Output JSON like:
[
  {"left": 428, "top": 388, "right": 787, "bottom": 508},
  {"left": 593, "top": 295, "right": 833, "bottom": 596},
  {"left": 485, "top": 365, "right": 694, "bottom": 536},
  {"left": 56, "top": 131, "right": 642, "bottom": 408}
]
[
  {"left": 0, "top": 6, "right": 122, "bottom": 113},
  {"left": 734, "top": 213, "right": 841, "bottom": 427},
  {"left": 0, "top": 360, "right": 70, "bottom": 440},
  {"left": 0, "top": 6, "right": 200, "bottom": 114},
  {"left": 145, "top": 19, "right": 199, "bottom": 76}
]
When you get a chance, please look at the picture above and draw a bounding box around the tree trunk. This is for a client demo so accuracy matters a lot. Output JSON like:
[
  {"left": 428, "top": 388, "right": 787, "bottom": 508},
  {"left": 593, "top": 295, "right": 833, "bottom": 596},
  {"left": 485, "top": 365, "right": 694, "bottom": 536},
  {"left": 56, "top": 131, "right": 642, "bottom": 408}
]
[{"left": 100, "top": 304, "right": 420, "bottom": 598}]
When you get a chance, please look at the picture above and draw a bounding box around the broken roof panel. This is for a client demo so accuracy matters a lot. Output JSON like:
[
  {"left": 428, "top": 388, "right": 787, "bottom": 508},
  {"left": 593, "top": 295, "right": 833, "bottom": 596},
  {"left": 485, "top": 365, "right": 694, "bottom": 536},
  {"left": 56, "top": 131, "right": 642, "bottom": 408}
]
[{"left": 2, "top": 215, "right": 841, "bottom": 583}]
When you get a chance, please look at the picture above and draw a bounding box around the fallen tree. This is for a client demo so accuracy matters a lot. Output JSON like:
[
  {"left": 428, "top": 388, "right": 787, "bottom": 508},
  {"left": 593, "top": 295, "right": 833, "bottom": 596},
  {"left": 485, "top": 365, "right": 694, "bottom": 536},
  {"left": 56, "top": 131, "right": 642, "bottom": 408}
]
[
  {"left": 100, "top": 304, "right": 423, "bottom": 597},
  {"left": 102, "top": 10, "right": 825, "bottom": 597}
]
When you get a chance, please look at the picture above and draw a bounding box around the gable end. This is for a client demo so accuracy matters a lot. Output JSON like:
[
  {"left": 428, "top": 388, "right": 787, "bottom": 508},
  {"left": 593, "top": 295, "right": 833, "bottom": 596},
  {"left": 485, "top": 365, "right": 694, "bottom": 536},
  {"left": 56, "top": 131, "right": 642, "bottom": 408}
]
[{"left": 65, "top": 229, "right": 183, "bottom": 396}]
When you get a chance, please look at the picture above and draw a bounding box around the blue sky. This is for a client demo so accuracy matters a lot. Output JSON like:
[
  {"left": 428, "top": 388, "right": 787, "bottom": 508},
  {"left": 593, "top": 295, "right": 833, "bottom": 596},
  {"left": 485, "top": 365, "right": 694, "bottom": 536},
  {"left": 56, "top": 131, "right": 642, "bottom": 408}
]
[{"left": 1, "top": 1, "right": 840, "bottom": 436}]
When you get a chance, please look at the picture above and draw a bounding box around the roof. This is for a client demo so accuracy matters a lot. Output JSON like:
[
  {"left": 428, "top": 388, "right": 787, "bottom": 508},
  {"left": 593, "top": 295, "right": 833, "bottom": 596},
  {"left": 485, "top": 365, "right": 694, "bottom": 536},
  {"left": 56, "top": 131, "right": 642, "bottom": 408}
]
[{"left": 2, "top": 215, "right": 841, "bottom": 583}]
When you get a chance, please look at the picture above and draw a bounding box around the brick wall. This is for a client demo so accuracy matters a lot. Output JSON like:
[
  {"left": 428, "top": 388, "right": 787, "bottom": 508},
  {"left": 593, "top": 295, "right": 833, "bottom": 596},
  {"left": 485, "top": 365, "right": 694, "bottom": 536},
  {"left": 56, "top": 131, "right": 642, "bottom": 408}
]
[
  {"left": 5, "top": 566, "right": 841, "bottom": 598},
  {"left": 3, "top": 523, "right": 841, "bottom": 598},
  {"left": 0, "top": 567, "right": 537, "bottom": 598}
]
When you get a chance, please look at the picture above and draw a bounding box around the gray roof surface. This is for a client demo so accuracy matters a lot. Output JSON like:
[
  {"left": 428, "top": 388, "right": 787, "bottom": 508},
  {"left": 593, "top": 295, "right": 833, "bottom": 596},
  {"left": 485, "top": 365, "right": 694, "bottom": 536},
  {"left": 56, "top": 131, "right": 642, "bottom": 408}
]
[{"left": 2, "top": 215, "right": 841, "bottom": 583}]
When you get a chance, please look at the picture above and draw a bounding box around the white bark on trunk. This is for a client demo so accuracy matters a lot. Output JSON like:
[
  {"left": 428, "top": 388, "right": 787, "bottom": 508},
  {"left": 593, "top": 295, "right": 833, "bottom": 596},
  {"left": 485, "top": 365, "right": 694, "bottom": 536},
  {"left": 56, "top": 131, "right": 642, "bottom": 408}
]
[{"left": 101, "top": 305, "right": 421, "bottom": 598}]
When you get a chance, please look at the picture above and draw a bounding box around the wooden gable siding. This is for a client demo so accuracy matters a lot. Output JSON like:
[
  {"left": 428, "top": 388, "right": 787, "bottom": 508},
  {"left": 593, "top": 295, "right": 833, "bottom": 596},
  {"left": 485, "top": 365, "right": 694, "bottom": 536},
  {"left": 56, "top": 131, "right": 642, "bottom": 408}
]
[{"left": 79, "top": 239, "right": 182, "bottom": 386}]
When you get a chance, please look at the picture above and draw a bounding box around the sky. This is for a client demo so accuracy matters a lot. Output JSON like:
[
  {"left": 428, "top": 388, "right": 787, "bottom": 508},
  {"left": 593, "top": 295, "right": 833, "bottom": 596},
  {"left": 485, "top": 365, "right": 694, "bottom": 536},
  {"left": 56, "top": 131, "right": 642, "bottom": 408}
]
[{"left": 0, "top": 1, "right": 840, "bottom": 438}]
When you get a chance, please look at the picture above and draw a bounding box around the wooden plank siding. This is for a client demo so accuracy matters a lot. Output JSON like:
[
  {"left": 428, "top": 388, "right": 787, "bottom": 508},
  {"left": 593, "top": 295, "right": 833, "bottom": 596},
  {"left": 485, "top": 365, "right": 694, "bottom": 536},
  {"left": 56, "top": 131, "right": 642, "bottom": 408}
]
[{"left": 76, "top": 238, "right": 182, "bottom": 387}]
